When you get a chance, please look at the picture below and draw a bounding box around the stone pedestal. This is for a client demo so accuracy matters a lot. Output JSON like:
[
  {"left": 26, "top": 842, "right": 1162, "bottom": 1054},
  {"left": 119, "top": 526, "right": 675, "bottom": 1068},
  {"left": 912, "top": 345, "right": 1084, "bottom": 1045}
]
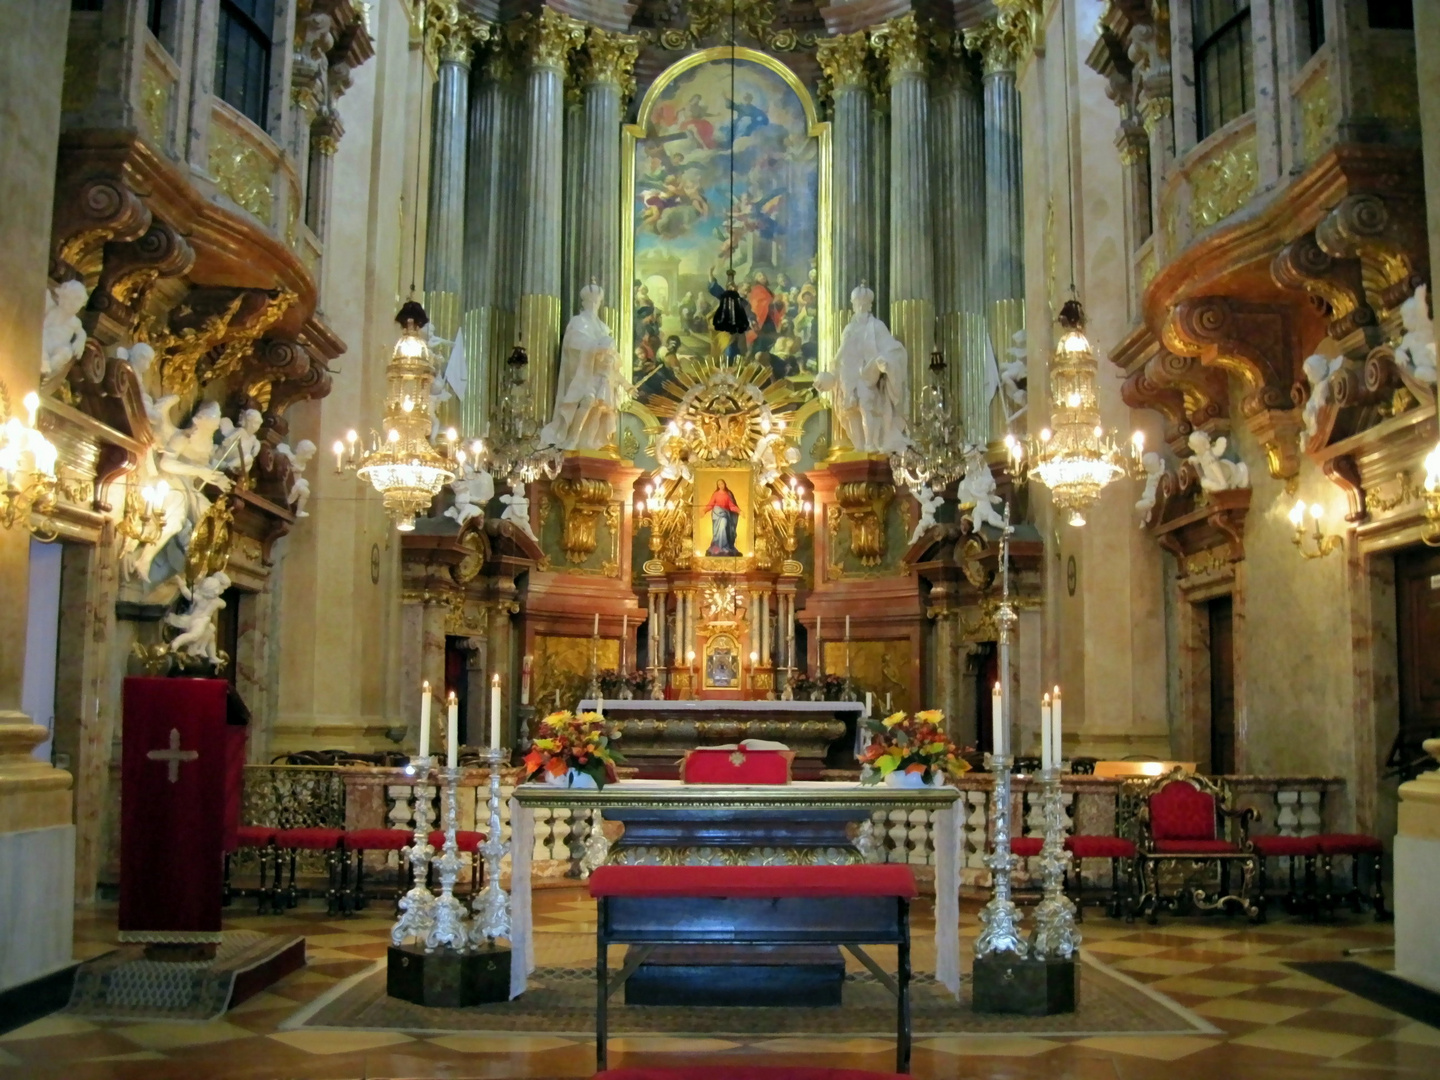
[
  {"left": 386, "top": 943, "right": 511, "bottom": 1006},
  {"left": 971, "top": 955, "right": 1077, "bottom": 1015},
  {"left": 1395, "top": 739, "right": 1440, "bottom": 992}
]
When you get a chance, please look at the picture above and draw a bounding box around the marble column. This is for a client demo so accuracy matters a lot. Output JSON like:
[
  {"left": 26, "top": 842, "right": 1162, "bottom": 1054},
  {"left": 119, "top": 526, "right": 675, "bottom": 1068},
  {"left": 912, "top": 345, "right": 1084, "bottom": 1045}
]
[
  {"left": 873, "top": 13, "right": 934, "bottom": 422},
  {"left": 515, "top": 8, "right": 585, "bottom": 423},
  {"left": 964, "top": 20, "right": 1026, "bottom": 442},
  {"left": 574, "top": 30, "right": 639, "bottom": 328},
  {"left": 817, "top": 31, "right": 875, "bottom": 332}
]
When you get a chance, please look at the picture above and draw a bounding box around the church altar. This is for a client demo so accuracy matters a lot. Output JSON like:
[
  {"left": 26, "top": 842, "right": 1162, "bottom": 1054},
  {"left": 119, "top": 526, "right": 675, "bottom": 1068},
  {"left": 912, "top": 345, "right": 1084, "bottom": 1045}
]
[
  {"left": 577, "top": 698, "right": 865, "bottom": 777},
  {"left": 508, "top": 779, "right": 963, "bottom": 998}
]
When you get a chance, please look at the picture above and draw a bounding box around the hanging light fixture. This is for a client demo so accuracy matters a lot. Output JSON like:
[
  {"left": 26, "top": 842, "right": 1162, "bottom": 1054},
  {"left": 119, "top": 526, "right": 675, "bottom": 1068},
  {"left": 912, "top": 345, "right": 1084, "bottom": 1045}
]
[
  {"left": 890, "top": 339, "right": 967, "bottom": 489},
  {"left": 711, "top": 0, "right": 751, "bottom": 338},
  {"left": 334, "top": 302, "right": 460, "bottom": 531},
  {"left": 0, "top": 385, "right": 59, "bottom": 536}
]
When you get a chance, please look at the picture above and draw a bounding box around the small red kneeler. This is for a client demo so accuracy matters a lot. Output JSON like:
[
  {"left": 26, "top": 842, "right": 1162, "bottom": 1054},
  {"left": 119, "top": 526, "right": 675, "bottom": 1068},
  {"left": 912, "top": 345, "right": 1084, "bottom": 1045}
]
[
  {"left": 681, "top": 745, "right": 794, "bottom": 784},
  {"left": 589, "top": 864, "right": 918, "bottom": 900}
]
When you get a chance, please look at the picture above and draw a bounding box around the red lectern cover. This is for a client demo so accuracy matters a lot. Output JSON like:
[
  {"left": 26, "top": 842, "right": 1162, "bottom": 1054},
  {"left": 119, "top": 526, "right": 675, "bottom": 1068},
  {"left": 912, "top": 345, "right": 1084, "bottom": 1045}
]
[
  {"left": 681, "top": 745, "right": 794, "bottom": 784},
  {"left": 119, "top": 677, "right": 249, "bottom": 940}
]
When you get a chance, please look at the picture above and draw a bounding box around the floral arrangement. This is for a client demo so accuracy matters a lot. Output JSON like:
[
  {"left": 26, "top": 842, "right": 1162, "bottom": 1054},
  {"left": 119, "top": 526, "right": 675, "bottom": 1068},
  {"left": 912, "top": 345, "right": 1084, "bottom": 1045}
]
[
  {"left": 790, "top": 672, "right": 818, "bottom": 696},
  {"left": 623, "top": 669, "right": 652, "bottom": 695},
  {"left": 859, "top": 709, "right": 972, "bottom": 785},
  {"left": 523, "top": 710, "right": 624, "bottom": 789},
  {"left": 820, "top": 673, "right": 847, "bottom": 699},
  {"left": 597, "top": 669, "right": 626, "bottom": 696}
]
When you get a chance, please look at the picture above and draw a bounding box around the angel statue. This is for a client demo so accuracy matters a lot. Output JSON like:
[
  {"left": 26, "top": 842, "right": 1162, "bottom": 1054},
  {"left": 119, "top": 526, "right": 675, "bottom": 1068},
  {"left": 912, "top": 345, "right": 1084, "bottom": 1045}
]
[
  {"left": 41, "top": 279, "right": 89, "bottom": 379},
  {"left": 1187, "top": 430, "right": 1249, "bottom": 493},
  {"left": 815, "top": 284, "right": 909, "bottom": 455},
  {"left": 956, "top": 447, "right": 1006, "bottom": 533},
  {"left": 279, "top": 439, "right": 317, "bottom": 517},
  {"left": 1134, "top": 451, "right": 1166, "bottom": 522},
  {"left": 542, "top": 283, "right": 630, "bottom": 452},
  {"left": 655, "top": 421, "right": 693, "bottom": 485},
  {"left": 1301, "top": 352, "right": 1344, "bottom": 439},
  {"left": 908, "top": 483, "right": 944, "bottom": 545},
  {"left": 212, "top": 408, "right": 264, "bottom": 476},
  {"left": 445, "top": 460, "right": 495, "bottom": 527},
  {"left": 1395, "top": 284, "right": 1438, "bottom": 385},
  {"left": 166, "top": 570, "right": 231, "bottom": 666},
  {"left": 500, "top": 480, "right": 536, "bottom": 540},
  {"left": 121, "top": 343, "right": 181, "bottom": 447},
  {"left": 1000, "top": 329, "right": 1028, "bottom": 417},
  {"left": 750, "top": 411, "right": 798, "bottom": 488}
]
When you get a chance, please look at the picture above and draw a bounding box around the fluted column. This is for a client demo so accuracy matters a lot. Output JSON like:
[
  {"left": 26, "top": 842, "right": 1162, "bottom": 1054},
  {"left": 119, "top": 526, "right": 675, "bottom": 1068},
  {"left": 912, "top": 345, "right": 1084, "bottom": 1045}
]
[
  {"left": 513, "top": 8, "right": 586, "bottom": 421},
  {"left": 873, "top": 13, "right": 934, "bottom": 424},
  {"left": 817, "top": 31, "right": 875, "bottom": 339},
  {"left": 964, "top": 19, "right": 1027, "bottom": 442}
]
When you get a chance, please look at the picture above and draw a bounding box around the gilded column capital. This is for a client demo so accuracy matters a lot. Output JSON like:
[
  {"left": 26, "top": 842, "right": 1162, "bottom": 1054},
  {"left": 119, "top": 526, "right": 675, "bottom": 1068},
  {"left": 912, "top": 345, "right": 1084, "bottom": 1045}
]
[
  {"left": 423, "top": 1, "right": 491, "bottom": 69},
  {"left": 870, "top": 13, "right": 928, "bottom": 85},
  {"left": 578, "top": 28, "right": 641, "bottom": 101},
  {"left": 816, "top": 30, "right": 870, "bottom": 94},
  {"left": 962, "top": 0, "right": 1042, "bottom": 76},
  {"left": 510, "top": 6, "right": 587, "bottom": 75}
]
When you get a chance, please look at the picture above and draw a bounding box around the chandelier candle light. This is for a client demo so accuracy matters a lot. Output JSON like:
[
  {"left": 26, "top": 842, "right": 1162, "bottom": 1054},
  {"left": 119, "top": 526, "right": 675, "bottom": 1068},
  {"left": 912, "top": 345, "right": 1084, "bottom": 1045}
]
[{"left": 0, "top": 387, "right": 60, "bottom": 536}]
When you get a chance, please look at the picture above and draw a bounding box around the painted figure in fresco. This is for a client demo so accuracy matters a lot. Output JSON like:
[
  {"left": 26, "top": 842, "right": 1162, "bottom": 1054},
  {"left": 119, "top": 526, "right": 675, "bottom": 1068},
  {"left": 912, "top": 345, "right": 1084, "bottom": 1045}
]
[
  {"left": 681, "top": 95, "right": 717, "bottom": 148},
  {"left": 726, "top": 92, "right": 770, "bottom": 139},
  {"left": 703, "top": 478, "right": 742, "bottom": 557}
]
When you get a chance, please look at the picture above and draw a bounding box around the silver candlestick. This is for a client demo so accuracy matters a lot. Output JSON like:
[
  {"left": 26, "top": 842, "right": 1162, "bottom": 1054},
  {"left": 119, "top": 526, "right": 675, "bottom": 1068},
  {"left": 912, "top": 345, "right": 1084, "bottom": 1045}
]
[
  {"left": 779, "top": 665, "right": 794, "bottom": 701},
  {"left": 425, "top": 765, "right": 471, "bottom": 952},
  {"left": 586, "top": 630, "right": 602, "bottom": 700},
  {"left": 391, "top": 755, "right": 437, "bottom": 947},
  {"left": 1030, "top": 766, "right": 1081, "bottom": 958},
  {"left": 975, "top": 752, "right": 1027, "bottom": 958},
  {"left": 469, "top": 745, "right": 511, "bottom": 945},
  {"left": 648, "top": 664, "right": 664, "bottom": 700}
]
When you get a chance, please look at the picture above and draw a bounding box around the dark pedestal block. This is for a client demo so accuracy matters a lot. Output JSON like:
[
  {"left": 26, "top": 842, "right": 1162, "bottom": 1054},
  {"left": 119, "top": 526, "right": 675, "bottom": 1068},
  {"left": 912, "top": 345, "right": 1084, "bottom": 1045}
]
[
  {"left": 386, "top": 943, "right": 511, "bottom": 1007},
  {"left": 971, "top": 955, "right": 1077, "bottom": 1015},
  {"left": 626, "top": 945, "right": 845, "bottom": 1007}
]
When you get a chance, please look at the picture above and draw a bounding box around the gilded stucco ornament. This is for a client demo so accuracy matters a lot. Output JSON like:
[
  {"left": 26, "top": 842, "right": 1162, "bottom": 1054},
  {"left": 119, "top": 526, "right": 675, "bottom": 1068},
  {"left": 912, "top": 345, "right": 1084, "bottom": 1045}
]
[
  {"left": 835, "top": 481, "right": 894, "bottom": 567},
  {"left": 962, "top": 1, "right": 1039, "bottom": 76},
  {"left": 510, "top": 7, "right": 587, "bottom": 73},
  {"left": 815, "top": 30, "right": 870, "bottom": 93},
  {"left": 577, "top": 29, "right": 641, "bottom": 102},
  {"left": 871, "top": 13, "right": 928, "bottom": 83},
  {"left": 552, "top": 477, "right": 613, "bottom": 564},
  {"left": 421, "top": 0, "right": 490, "bottom": 68},
  {"left": 1188, "top": 132, "right": 1257, "bottom": 234}
]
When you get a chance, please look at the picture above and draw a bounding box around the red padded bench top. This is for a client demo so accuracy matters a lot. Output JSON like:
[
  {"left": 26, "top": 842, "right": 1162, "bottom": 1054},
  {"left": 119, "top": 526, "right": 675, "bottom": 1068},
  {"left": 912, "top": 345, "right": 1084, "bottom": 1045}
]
[{"left": 588, "top": 864, "right": 917, "bottom": 900}]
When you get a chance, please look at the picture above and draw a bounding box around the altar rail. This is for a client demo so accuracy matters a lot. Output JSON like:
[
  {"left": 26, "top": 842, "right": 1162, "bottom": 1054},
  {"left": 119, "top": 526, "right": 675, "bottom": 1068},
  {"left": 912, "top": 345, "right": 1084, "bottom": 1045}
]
[{"left": 238, "top": 767, "right": 1346, "bottom": 891}]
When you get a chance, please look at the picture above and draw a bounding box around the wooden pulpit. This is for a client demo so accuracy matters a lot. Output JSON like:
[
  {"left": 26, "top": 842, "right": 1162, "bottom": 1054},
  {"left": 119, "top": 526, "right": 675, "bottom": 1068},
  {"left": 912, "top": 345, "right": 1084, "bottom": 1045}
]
[{"left": 119, "top": 677, "right": 249, "bottom": 942}]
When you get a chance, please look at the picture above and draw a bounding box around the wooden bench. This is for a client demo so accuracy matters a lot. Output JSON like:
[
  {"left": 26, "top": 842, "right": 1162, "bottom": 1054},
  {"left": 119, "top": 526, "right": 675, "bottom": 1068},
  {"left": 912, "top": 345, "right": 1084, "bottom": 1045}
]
[{"left": 589, "top": 864, "right": 918, "bottom": 1074}]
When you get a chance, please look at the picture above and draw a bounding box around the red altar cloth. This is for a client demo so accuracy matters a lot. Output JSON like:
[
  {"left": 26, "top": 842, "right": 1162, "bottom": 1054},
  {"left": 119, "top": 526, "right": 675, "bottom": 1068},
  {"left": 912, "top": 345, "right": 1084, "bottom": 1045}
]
[
  {"left": 119, "top": 677, "right": 249, "bottom": 939},
  {"left": 680, "top": 745, "right": 794, "bottom": 784}
]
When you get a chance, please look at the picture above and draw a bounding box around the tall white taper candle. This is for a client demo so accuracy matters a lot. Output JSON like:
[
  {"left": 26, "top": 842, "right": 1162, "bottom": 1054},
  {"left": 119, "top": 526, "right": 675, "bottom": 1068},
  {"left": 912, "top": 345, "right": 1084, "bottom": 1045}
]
[
  {"left": 447, "top": 692, "right": 458, "bottom": 769},
  {"left": 991, "top": 681, "right": 1002, "bottom": 758},
  {"left": 419, "top": 681, "right": 432, "bottom": 759},
  {"left": 1041, "top": 692, "right": 1053, "bottom": 771},
  {"left": 1052, "top": 686, "right": 1063, "bottom": 768},
  {"left": 490, "top": 674, "right": 501, "bottom": 748}
]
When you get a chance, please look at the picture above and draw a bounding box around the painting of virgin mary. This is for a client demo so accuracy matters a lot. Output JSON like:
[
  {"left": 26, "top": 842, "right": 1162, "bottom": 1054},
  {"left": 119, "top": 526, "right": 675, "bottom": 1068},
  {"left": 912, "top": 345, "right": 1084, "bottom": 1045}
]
[{"left": 702, "top": 479, "right": 742, "bottom": 557}]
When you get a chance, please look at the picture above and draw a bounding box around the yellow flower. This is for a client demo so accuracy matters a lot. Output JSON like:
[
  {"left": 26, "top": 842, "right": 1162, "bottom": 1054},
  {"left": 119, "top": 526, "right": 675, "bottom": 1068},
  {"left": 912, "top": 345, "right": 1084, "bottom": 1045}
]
[
  {"left": 915, "top": 709, "right": 945, "bottom": 725},
  {"left": 533, "top": 738, "right": 559, "bottom": 751},
  {"left": 881, "top": 711, "right": 907, "bottom": 728}
]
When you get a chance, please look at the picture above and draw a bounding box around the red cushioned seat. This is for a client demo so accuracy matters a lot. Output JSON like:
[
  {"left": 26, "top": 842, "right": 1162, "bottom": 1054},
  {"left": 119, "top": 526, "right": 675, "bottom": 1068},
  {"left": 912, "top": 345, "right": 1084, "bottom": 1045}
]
[
  {"left": 1010, "top": 837, "right": 1043, "bottom": 857},
  {"left": 1066, "top": 835, "right": 1137, "bottom": 858},
  {"left": 597, "top": 1070, "right": 909, "bottom": 1080},
  {"left": 235, "top": 825, "right": 276, "bottom": 847},
  {"left": 345, "top": 829, "right": 412, "bottom": 851},
  {"left": 588, "top": 864, "right": 917, "bottom": 900},
  {"left": 1316, "top": 833, "right": 1384, "bottom": 855},
  {"left": 1154, "top": 838, "right": 1242, "bottom": 854},
  {"left": 427, "top": 830, "right": 486, "bottom": 852},
  {"left": 274, "top": 827, "right": 345, "bottom": 849},
  {"left": 1251, "top": 834, "right": 1321, "bottom": 857}
]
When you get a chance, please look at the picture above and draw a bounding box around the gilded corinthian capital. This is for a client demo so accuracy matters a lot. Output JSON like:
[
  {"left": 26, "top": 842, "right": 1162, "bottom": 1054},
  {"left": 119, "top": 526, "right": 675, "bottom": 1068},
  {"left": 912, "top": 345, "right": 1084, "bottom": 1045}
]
[
  {"left": 870, "top": 13, "right": 927, "bottom": 84},
  {"left": 510, "top": 6, "right": 588, "bottom": 73},
  {"left": 962, "top": 0, "right": 1042, "bottom": 75},
  {"left": 423, "top": 1, "right": 491, "bottom": 68},
  {"left": 578, "top": 28, "right": 641, "bottom": 100},
  {"left": 816, "top": 30, "right": 870, "bottom": 93}
]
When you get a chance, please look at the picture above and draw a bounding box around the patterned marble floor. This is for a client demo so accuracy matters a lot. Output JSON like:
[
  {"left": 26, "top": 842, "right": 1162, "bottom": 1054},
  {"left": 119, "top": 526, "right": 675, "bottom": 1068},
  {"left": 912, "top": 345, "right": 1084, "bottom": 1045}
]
[{"left": 0, "top": 887, "right": 1431, "bottom": 1079}]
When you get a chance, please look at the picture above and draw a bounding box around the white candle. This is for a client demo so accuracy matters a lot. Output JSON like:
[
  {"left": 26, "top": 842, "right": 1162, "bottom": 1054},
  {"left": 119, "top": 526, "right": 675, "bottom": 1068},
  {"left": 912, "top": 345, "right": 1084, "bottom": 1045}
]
[
  {"left": 593, "top": 612, "right": 599, "bottom": 637},
  {"left": 991, "top": 681, "right": 1002, "bottom": 759},
  {"left": 622, "top": 614, "right": 628, "bottom": 670},
  {"left": 816, "top": 615, "right": 822, "bottom": 642},
  {"left": 1041, "top": 692, "right": 1053, "bottom": 771},
  {"left": 520, "top": 656, "right": 531, "bottom": 706},
  {"left": 1052, "top": 686, "right": 1063, "bottom": 768},
  {"left": 447, "top": 692, "right": 458, "bottom": 769},
  {"left": 490, "top": 674, "right": 502, "bottom": 747},
  {"left": 865, "top": 691, "right": 873, "bottom": 717},
  {"left": 597, "top": 694, "right": 604, "bottom": 717},
  {"left": 845, "top": 615, "right": 851, "bottom": 640},
  {"left": 885, "top": 692, "right": 892, "bottom": 713},
  {"left": 419, "top": 681, "right": 432, "bottom": 759}
]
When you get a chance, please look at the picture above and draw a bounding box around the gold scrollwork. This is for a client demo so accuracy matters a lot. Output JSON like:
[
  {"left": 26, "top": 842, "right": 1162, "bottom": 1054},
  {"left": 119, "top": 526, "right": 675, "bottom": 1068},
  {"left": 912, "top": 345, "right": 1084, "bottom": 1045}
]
[
  {"left": 1364, "top": 471, "right": 1423, "bottom": 515},
  {"left": 1188, "top": 132, "right": 1258, "bottom": 234},
  {"left": 185, "top": 499, "right": 235, "bottom": 586},
  {"left": 835, "top": 481, "right": 894, "bottom": 567},
  {"left": 139, "top": 59, "right": 172, "bottom": 144},
  {"left": 552, "top": 477, "right": 613, "bottom": 564},
  {"left": 815, "top": 30, "right": 870, "bottom": 94},
  {"left": 208, "top": 123, "right": 275, "bottom": 223}
]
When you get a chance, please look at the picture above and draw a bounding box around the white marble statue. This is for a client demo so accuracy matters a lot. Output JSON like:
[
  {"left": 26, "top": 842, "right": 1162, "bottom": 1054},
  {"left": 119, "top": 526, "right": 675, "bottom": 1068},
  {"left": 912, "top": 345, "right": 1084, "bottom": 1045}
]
[
  {"left": 121, "top": 342, "right": 181, "bottom": 446},
  {"left": 1187, "top": 430, "right": 1250, "bottom": 493},
  {"left": 127, "top": 402, "right": 233, "bottom": 584},
  {"left": 166, "top": 570, "right": 231, "bottom": 666},
  {"left": 750, "top": 411, "right": 798, "bottom": 488},
  {"left": 213, "top": 408, "right": 263, "bottom": 475},
  {"left": 909, "top": 482, "right": 943, "bottom": 545},
  {"left": 816, "top": 285, "right": 909, "bottom": 455},
  {"left": 541, "top": 283, "right": 630, "bottom": 452},
  {"left": 279, "top": 439, "right": 317, "bottom": 517},
  {"left": 445, "top": 460, "right": 495, "bottom": 527},
  {"left": 1134, "top": 451, "right": 1166, "bottom": 522},
  {"left": 1000, "top": 329, "right": 1028, "bottom": 417},
  {"left": 655, "top": 421, "right": 693, "bottom": 485},
  {"left": 1395, "top": 284, "right": 1438, "bottom": 385},
  {"left": 41, "top": 280, "right": 89, "bottom": 379},
  {"left": 956, "top": 448, "right": 1006, "bottom": 533},
  {"left": 1301, "top": 352, "right": 1344, "bottom": 439},
  {"left": 500, "top": 480, "right": 536, "bottom": 540}
]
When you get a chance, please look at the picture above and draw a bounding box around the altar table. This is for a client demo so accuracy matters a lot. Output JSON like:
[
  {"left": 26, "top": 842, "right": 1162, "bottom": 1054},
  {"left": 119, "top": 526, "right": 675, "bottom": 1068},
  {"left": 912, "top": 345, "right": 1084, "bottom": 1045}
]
[
  {"left": 577, "top": 699, "right": 866, "bottom": 778},
  {"left": 508, "top": 780, "right": 962, "bottom": 999}
]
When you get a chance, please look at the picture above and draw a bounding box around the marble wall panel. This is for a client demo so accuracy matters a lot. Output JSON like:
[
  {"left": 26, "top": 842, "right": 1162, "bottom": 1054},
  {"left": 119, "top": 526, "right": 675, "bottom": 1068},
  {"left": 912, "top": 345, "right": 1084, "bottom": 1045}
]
[{"left": 0, "top": 825, "right": 75, "bottom": 992}]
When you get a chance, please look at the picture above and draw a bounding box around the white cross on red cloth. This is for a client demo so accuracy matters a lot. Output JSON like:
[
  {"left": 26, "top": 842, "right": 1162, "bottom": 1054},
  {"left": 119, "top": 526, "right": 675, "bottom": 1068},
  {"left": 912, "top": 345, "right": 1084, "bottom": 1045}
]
[{"left": 146, "top": 726, "right": 199, "bottom": 783}]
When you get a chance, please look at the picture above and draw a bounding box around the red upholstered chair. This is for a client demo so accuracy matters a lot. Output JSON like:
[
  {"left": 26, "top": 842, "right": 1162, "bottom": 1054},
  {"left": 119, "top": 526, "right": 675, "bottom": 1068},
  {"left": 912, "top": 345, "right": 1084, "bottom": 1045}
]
[
  {"left": 1134, "top": 770, "right": 1264, "bottom": 923},
  {"left": 224, "top": 825, "right": 278, "bottom": 913},
  {"left": 273, "top": 827, "right": 346, "bottom": 914},
  {"left": 1249, "top": 833, "right": 1322, "bottom": 916},
  {"left": 427, "top": 830, "right": 488, "bottom": 896},
  {"left": 341, "top": 828, "right": 412, "bottom": 914},
  {"left": 1315, "top": 833, "right": 1389, "bottom": 920},
  {"left": 1064, "top": 834, "right": 1138, "bottom": 920}
]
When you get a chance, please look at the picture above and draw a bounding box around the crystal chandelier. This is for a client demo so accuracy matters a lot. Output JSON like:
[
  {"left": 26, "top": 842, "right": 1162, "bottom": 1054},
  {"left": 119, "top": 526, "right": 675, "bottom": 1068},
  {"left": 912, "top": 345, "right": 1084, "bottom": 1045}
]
[
  {"left": 1006, "top": 300, "right": 1142, "bottom": 527},
  {"left": 0, "top": 386, "right": 59, "bottom": 536},
  {"left": 334, "top": 303, "right": 460, "bottom": 531},
  {"left": 890, "top": 342, "right": 966, "bottom": 490},
  {"left": 485, "top": 340, "right": 562, "bottom": 484}
]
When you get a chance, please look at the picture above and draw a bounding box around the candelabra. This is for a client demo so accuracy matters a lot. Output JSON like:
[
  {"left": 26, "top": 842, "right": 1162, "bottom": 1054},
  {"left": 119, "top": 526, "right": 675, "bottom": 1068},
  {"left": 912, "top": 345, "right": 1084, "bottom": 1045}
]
[
  {"left": 1287, "top": 499, "right": 1343, "bottom": 560},
  {"left": 391, "top": 756, "right": 437, "bottom": 947},
  {"left": 426, "top": 765, "right": 471, "bottom": 952},
  {"left": 0, "top": 385, "right": 59, "bottom": 538},
  {"left": 470, "top": 745, "right": 511, "bottom": 945},
  {"left": 1030, "top": 765, "right": 1081, "bottom": 959}
]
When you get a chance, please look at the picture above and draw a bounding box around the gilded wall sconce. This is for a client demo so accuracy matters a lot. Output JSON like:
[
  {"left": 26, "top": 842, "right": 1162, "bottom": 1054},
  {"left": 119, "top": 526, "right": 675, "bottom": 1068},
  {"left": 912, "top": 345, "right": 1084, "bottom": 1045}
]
[{"left": 1288, "top": 499, "right": 1343, "bottom": 559}]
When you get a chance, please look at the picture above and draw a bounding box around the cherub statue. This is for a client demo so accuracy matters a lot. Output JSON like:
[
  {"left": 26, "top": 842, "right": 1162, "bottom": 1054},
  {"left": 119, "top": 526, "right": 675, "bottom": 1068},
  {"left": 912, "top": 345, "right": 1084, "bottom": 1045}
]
[
  {"left": 41, "top": 279, "right": 89, "bottom": 379},
  {"left": 121, "top": 342, "right": 181, "bottom": 447},
  {"left": 128, "top": 402, "right": 233, "bottom": 584},
  {"left": 1187, "top": 429, "right": 1249, "bottom": 492},
  {"left": 445, "top": 460, "right": 495, "bottom": 527},
  {"left": 908, "top": 483, "right": 944, "bottom": 545},
  {"left": 279, "top": 439, "right": 317, "bottom": 517},
  {"left": 1000, "top": 329, "right": 1028, "bottom": 417},
  {"left": 212, "top": 408, "right": 263, "bottom": 475},
  {"left": 166, "top": 570, "right": 231, "bottom": 666},
  {"left": 1301, "top": 352, "right": 1344, "bottom": 439},
  {"left": 1134, "top": 451, "right": 1166, "bottom": 522},
  {"left": 1395, "top": 284, "right": 1438, "bottom": 385},
  {"left": 500, "top": 480, "right": 536, "bottom": 540},
  {"left": 655, "top": 421, "right": 693, "bottom": 485},
  {"left": 750, "top": 411, "right": 798, "bottom": 488},
  {"left": 956, "top": 448, "right": 1006, "bottom": 532}
]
